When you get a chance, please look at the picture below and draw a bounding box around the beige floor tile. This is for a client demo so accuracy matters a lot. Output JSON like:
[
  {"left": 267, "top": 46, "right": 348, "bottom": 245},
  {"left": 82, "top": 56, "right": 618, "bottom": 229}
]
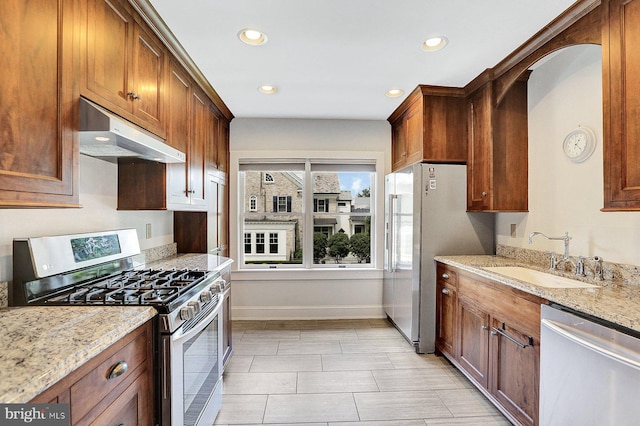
[
  {"left": 223, "top": 372, "right": 297, "bottom": 395},
  {"left": 355, "top": 327, "right": 405, "bottom": 339},
  {"left": 322, "top": 353, "right": 395, "bottom": 371},
  {"left": 371, "top": 368, "right": 463, "bottom": 391},
  {"left": 331, "top": 421, "right": 426, "bottom": 426},
  {"left": 301, "top": 329, "right": 359, "bottom": 341},
  {"left": 264, "top": 393, "right": 359, "bottom": 423},
  {"left": 265, "top": 320, "right": 319, "bottom": 330},
  {"left": 366, "top": 318, "right": 394, "bottom": 328},
  {"left": 354, "top": 390, "right": 452, "bottom": 421},
  {"left": 277, "top": 340, "right": 342, "bottom": 355},
  {"left": 297, "top": 371, "right": 379, "bottom": 393},
  {"left": 385, "top": 353, "right": 451, "bottom": 370},
  {"left": 233, "top": 320, "right": 267, "bottom": 331},
  {"left": 435, "top": 388, "right": 504, "bottom": 418},
  {"left": 340, "top": 338, "right": 414, "bottom": 354},
  {"left": 232, "top": 341, "right": 279, "bottom": 356},
  {"left": 250, "top": 355, "right": 322, "bottom": 372},
  {"left": 241, "top": 329, "right": 301, "bottom": 341},
  {"left": 213, "top": 394, "right": 267, "bottom": 424},
  {"left": 425, "top": 416, "right": 511, "bottom": 425},
  {"left": 224, "top": 355, "right": 254, "bottom": 373},
  {"left": 317, "top": 319, "right": 376, "bottom": 329}
]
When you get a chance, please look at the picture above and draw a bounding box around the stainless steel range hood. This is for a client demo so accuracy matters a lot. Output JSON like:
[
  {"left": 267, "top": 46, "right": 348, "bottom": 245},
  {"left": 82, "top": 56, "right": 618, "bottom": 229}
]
[{"left": 78, "top": 98, "right": 186, "bottom": 163}]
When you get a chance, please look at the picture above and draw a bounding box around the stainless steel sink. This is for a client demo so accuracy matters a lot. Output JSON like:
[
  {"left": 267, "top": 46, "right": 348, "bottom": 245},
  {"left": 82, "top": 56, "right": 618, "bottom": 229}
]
[{"left": 484, "top": 266, "right": 599, "bottom": 289}]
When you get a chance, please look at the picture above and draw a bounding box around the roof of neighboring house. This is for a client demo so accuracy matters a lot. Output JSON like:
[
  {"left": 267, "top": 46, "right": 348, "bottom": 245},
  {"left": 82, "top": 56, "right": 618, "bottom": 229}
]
[
  {"left": 338, "top": 190, "right": 352, "bottom": 201},
  {"left": 313, "top": 173, "right": 340, "bottom": 194}
]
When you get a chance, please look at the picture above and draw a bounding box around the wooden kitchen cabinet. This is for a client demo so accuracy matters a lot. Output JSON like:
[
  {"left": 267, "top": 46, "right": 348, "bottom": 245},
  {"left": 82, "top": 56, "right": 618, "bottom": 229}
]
[
  {"left": 435, "top": 264, "right": 458, "bottom": 358},
  {"left": 602, "top": 0, "right": 640, "bottom": 210},
  {"left": 466, "top": 77, "right": 529, "bottom": 212},
  {"left": 83, "top": 0, "right": 166, "bottom": 137},
  {"left": 388, "top": 85, "right": 467, "bottom": 171},
  {"left": 31, "top": 321, "right": 154, "bottom": 426},
  {"left": 0, "top": 0, "right": 79, "bottom": 207},
  {"left": 436, "top": 262, "right": 545, "bottom": 426}
]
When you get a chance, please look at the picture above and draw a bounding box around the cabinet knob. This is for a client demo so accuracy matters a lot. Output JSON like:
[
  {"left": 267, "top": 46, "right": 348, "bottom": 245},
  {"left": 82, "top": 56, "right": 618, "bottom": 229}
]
[
  {"left": 490, "top": 330, "right": 497, "bottom": 337},
  {"left": 441, "top": 288, "right": 450, "bottom": 295},
  {"left": 127, "top": 91, "right": 141, "bottom": 101},
  {"left": 482, "top": 325, "right": 489, "bottom": 332},
  {"left": 107, "top": 360, "right": 129, "bottom": 380},
  {"left": 441, "top": 273, "right": 450, "bottom": 279},
  {"left": 481, "top": 191, "right": 487, "bottom": 197}
]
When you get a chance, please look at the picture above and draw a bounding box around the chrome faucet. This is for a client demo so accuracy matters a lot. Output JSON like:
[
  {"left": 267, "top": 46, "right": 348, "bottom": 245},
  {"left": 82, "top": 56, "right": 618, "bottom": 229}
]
[{"left": 528, "top": 231, "right": 572, "bottom": 270}]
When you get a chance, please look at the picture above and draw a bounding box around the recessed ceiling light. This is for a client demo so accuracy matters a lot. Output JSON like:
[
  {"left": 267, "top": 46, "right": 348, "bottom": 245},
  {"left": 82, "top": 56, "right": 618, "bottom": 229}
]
[
  {"left": 238, "top": 28, "right": 268, "bottom": 45},
  {"left": 258, "top": 85, "right": 277, "bottom": 94},
  {"left": 422, "top": 36, "right": 448, "bottom": 52},
  {"left": 385, "top": 89, "right": 404, "bottom": 98}
]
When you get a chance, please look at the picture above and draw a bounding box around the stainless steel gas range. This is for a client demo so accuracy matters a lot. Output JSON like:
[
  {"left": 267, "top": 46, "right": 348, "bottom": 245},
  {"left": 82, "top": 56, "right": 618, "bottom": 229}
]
[{"left": 9, "top": 228, "right": 232, "bottom": 426}]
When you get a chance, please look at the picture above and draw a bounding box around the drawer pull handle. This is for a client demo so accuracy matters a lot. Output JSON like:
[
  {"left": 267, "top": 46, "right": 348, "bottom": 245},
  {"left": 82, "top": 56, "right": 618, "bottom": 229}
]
[
  {"left": 441, "top": 273, "right": 450, "bottom": 279},
  {"left": 491, "top": 327, "right": 533, "bottom": 348},
  {"left": 108, "top": 360, "right": 129, "bottom": 380},
  {"left": 441, "top": 288, "right": 450, "bottom": 295}
]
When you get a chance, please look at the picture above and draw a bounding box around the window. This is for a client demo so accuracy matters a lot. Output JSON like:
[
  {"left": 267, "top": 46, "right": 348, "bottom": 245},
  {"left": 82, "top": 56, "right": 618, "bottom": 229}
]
[
  {"left": 269, "top": 233, "right": 278, "bottom": 254},
  {"left": 244, "top": 233, "right": 252, "bottom": 254},
  {"left": 314, "top": 199, "right": 329, "bottom": 212},
  {"left": 239, "top": 159, "right": 375, "bottom": 268},
  {"left": 256, "top": 233, "right": 265, "bottom": 254}
]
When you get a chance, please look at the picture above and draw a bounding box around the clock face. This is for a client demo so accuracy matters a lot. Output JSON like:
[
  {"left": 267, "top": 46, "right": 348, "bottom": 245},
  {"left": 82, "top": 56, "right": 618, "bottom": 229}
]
[{"left": 563, "top": 127, "right": 596, "bottom": 163}]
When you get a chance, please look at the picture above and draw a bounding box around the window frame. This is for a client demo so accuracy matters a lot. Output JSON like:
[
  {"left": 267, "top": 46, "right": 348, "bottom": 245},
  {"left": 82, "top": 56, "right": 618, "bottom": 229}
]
[{"left": 235, "top": 154, "right": 381, "bottom": 271}]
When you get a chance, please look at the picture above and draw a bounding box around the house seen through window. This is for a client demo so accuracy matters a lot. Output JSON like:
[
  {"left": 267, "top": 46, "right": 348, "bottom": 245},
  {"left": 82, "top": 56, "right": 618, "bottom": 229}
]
[{"left": 239, "top": 160, "right": 374, "bottom": 268}]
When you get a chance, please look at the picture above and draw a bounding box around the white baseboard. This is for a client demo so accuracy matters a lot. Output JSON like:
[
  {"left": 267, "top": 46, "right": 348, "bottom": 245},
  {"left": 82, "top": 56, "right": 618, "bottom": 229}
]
[{"left": 232, "top": 305, "right": 386, "bottom": 320}]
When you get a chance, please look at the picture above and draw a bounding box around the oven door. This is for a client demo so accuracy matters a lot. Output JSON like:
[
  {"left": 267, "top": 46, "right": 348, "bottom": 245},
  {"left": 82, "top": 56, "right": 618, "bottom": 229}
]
[{"left": 161, "top": 298, "right": 224, "bottom": 426}]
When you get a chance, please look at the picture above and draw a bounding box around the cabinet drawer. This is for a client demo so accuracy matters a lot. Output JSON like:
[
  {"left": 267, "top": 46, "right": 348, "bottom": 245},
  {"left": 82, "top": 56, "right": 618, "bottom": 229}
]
[
  {"left": 85, "top": 371, "right": 151, "bottom": 426},
  {"left": 70, "top": 330, "right": 148, "bottom": 421},
  {"left": 437, "top": 264, "right": 458, "bottom": 286}
]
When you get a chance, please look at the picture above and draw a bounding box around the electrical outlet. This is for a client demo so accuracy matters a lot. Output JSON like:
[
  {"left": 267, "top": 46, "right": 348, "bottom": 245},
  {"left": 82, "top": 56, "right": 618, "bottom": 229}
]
[
  {"left": 510, "top": 223, "right": 517, "bottom": 238},
  {"left": 146, "top": 223, "right": 152, "bottom": 239}
]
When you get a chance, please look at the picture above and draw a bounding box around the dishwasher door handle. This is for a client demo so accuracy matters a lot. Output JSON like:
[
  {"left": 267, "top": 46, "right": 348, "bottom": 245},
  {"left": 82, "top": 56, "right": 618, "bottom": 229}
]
[{"left": 542, "top": 318, "right": 640, "bottom": 372}]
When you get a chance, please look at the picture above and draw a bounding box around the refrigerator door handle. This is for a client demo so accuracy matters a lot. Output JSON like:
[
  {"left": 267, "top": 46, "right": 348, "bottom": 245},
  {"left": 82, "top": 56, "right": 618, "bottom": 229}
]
[{"left": 387, "top": 194, "right": 397, "bottom": 272}]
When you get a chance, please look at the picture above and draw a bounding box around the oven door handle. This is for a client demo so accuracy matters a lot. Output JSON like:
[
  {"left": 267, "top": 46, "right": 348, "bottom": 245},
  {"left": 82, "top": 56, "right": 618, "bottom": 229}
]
[{"left": 172, "top": 297, "right": 224, "bottom": 344}]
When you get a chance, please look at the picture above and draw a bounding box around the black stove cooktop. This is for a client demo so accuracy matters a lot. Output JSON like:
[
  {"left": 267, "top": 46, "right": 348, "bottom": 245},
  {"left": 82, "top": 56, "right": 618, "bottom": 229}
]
[{"left": 41, "top": 268, "right": 210, "bottom": 308}]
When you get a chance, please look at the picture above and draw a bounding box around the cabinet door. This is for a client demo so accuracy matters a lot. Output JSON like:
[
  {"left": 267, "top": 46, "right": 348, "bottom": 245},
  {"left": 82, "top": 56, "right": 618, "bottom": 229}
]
[
  {"left": 131, "top": 23, "right": 165, "bottom": 135},
  {"left": 603, "top": 0, "right": 640, "bottom": 209},
  {"left": 457, "top": 298, "right": 490, "bottom": 388},
  {"left": 489, "top": 318, "right": 539, "bottom": 426},
  {"left": 166, "top": 62, "right": 191, "bottom": 206},
  {"left": 85, "top": 0, "right": 132, "bottom": 111},
  {"left": 404, "top": 102, "right": 424, "bottom": 166},
  {"left": 435, "top": 280, "right": 457, "bottom": 358},
  {"left": 0, "top": 0, "right": 78, "bottom": 207},
  {"left": 467, "top": 84, "right": 492, "bottom": 211},
  {"left": 189, "top": 89, "right": 208, "bottom": 207},
  {"left": 206, "top": 104, "right": 221, "bottom": 172},
  {"left": 391, "top": 119, "right": 407, "bottom": 171},
  {"left": 218, "top": 117, "right": 230, "bottom": 173}
]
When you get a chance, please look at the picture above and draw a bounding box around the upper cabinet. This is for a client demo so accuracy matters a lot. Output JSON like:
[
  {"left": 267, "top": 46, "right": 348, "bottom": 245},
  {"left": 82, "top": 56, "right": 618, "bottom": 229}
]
[
  {"left": 83, "top": 0, "right": 166, "bottom": 137},
  {"left": 466, "top": 77, "right": 529, "bottom": 212},
  {"left": 0, "top": 0, "right": 79, "bottom": 207},
  {"left": 389, "top": 86, "right": 467, "bottom": 171},
  {"left": 603, "top": 0, "right": 640, "bottom": 210}
]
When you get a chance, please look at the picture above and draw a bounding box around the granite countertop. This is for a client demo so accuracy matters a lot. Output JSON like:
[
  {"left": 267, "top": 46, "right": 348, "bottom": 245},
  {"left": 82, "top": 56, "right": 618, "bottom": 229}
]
[
  {"left": 143, "top": 253, "right": 233, "bottom": 273},
  {"left": 435, "top": 255, "right": 640, "bottom": 333},
  {"left": 0, "top": 306, "right": 156, "bottom": 403}
]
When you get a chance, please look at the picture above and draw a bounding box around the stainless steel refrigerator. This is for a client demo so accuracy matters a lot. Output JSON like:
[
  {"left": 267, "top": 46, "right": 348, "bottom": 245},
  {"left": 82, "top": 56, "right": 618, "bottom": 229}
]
[{"left": 384, "top": 163, "right": 495, "bottom": 353}]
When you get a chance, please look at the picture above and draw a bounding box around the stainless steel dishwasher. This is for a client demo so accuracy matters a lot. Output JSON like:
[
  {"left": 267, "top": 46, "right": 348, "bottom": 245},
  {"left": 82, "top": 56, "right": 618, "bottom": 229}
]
[{"left": 540, "top": 304, "right": 640, "bottom": 425}]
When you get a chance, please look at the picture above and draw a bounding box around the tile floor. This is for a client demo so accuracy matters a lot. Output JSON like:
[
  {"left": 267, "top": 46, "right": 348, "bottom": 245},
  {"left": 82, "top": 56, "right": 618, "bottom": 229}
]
[{"left": 214, "top": 319, "right": 511, "bottom": 426}]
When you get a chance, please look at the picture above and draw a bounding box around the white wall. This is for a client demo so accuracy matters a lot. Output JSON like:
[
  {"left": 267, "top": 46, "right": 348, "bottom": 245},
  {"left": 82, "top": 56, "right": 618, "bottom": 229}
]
[
  {"left": 230, "top": 118, "right": 391, "bottom": 319},
  {"left": 0, "top": 155, "right": 175, "bottom": 282},
  {"left": 497, "top": 44, "right": 640, "bottom": 265}
]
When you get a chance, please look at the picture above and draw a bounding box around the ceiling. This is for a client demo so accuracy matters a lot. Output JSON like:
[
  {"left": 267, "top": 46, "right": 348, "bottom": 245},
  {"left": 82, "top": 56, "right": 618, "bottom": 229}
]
[{"left": 149, "top": 0, "right": 578, "bottom": 120}]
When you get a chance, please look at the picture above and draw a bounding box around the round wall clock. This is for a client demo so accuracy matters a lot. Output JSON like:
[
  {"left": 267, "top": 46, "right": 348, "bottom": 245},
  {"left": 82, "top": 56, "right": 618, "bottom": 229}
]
[{"left": 563, "top": 126, "right": 597, "bottom": 163}]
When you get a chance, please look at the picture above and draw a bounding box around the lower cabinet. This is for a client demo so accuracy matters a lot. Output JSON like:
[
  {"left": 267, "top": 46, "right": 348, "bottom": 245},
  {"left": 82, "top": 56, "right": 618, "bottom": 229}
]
[
  {"left": 435, "top": 262, "right": 544, "bottom": 426},
  {"left": 31, "top": 321, "right": 154, "bottom": 426}
]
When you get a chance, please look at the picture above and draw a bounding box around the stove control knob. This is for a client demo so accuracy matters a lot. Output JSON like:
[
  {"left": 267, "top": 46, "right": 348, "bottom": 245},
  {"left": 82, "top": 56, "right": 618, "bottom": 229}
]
[
  {"left": 180, "top": 306, "right": 195, "bottom": 321},
  {"left": 188, "top": 301, "right": 201, "bottom": 315},
  {"left": 200, "top": 290, "right": 212, "bottom": 303}
]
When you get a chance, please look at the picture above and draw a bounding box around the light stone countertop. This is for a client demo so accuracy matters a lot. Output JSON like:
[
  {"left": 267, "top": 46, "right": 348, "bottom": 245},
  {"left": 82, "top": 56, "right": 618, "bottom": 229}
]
[
  {"left": 0, "top": 306, "right": 156, "bottom": 403},
  {"left": 435, "top": 255, "right": 640, "bottom": 333},
  {"left": 143, "top": 253, "right": 233, "bottom": 273}
]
